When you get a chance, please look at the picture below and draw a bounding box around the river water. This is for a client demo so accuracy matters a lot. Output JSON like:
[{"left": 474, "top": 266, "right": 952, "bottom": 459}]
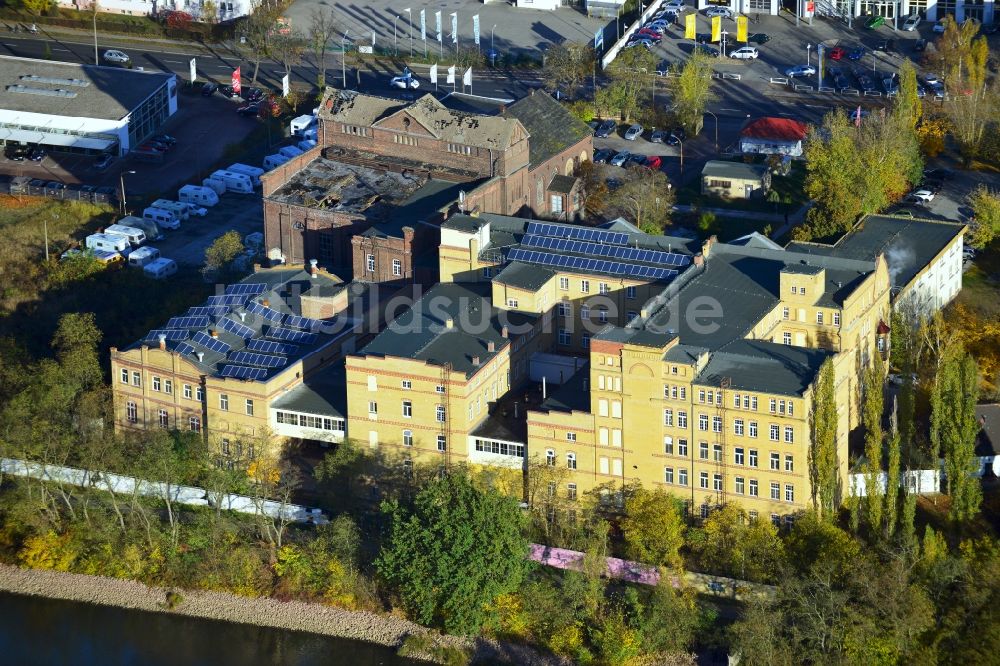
[{"left": 0, "top": 591, "right": 418, "bottom": 666}]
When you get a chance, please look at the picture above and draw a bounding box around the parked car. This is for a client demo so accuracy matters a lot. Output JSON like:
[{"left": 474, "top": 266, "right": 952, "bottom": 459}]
[
  {"left": 662, "top": 0, "right": 685, "bottom": 8},
  {"left": 650, "top": 129, "right": 669, "bottom": 143},
  {"left": 705, "top": 6, "right": 733, "bottom": 18},
  {"left": 882, "top": 76, "right": 899, "bottom": 94},
  {"left": 595, "top": 119, "right": 616, "bottom": 138},
  {"left": 847, "top": 46, "right": 866, "bottom": 60},
  {"left": 865, "top": 15, "right": 885, "bottom": 29},
  {"left": 243, "top": 87, "right": 264, "bottom": 102},
  {"left": 666, "top": 128, "right": 685, "bottom": 145},
  {"left": 730, "top": 46, "right": 759, "bottom": 60},
  {"left": 829, "top": 67, "right": 850, "bottom": 89},
  {"left": 828, "top": 47, "right": 846, "bottom": 60},
  {"left": 610, "top": 151, "right": 631, "bottom": 167},
  {"left": 913, "top": 38, "right": 927, "bottom": 52},
  {"left": 624, "top": 124, "right": 644, "bottom": 140},
  {"left": 626, "top": 153, "right": 647, "bottom": 167},
  {"left": 875, "top": 39, "right": 896, "bottom": 52},
  {"left": 593, "top": 148, "right": 616, "bottom": 164},
  {"left": 201, "top": 82, "right": 218, "bottom": 96},
  {"left": 903, "top": 14, "right": 921, "bottom": 31},
  {"left": 696, "top": 33, "right": 717, "bottom": 44},
  {"left": 748, "top": 33, "right": 771, "bottom": 44},
  {"left": 856, "top": 73, "right": 877, "bottom": 93},
  {"left": 45, "top": 181, "right": 65, "bottom": 192},
  {"left": 932, "top": 18, "right": 947, "bottom": 33},
  {"left": 101, "top": 49, "right": 130, "bottom": 65},
  {"left": 647, "top": 20, "right": 671, "bottom": 31},
  {"left": 785, "top": 64, "right": 816, "bottom": 77},
  {"left": 94, "top": 154, "right": 114, "bottom": 171},
  {"left": 80, "top": 185, "right": 98, "bottom": 194},
  {"left": 390, "top": 75, "right": 420, "bottom": 89},
  {"left": 906, "top": 188, "right": 936, "bottom": 203},
  {"left": 219, "top": 85, "right": 238, "bottom": 98},
  {"left": 694, "top": 44, "right": 720, "bottom": 57},
  {"left": 656, "top": 61, "right": 672, "bottom": 76},
  {"left": 637, "top": 27, "right": 663, "bottom": 39},
  {"left": 5, "top": 145, "right": 26, "bottom": 161},
  {"left": 28, "top": 147, "right": 45, "bottom": 162},
  {"left": 152, "top": 134, "right": 177, "bottom": 147},
  {"left": 644, "top": 155, "right": 663, "bottom": 170},
  {"left": 138, "top": 142, "right": 166, "bottom": 153},
  {"left": 921, "top": 74, "right": 945, "bottom": 95},
  {"left": 626, "top": 38, "right": 655, "bottom": 50},
  {"left": 236, "top": 103, "right": 261, "bottom": 117}
]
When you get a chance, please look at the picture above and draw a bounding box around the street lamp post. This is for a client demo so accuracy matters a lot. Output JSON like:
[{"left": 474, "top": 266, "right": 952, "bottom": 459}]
[
  {"left": 721, "top": 30, "right": 728, "bottom": 58},
  {"left": 405, "top": 8, "right": 413, "bottom": 57},
  {"left": 43, "top": 213, "right": 55, "bottom": 261},
  {"left": 705, "top": 110, "right": 719, "bottom": 152},
  {"left": 806, "top": 43, "right": 812, "bottom": 67},
  {"left": 675, "top": 135, "right": 684, "bottom": 176},
  {"left": 342, "top": 31, "right": 350, "bottom": 88},
  {"left": 393, "top": 15, "right": 399, "bottom": 56},
  {"left": 491, "top": 24, "right": 497, "bottom": 65},
  {"left": 119, "top": 170, "right": 135, "bottom": 216}
]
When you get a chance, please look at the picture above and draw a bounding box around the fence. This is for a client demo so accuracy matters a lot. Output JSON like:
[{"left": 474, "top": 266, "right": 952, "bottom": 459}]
[
  {"left": 2, "top": 180, "right": 115, "bottom": 205},
  {"left": 599, "top": 0, "right": 666, "bottom": 70}
]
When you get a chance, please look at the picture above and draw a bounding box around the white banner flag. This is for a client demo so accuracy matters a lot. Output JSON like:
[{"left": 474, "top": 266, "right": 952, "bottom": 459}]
[
  {"left": 463, "top": 67, "right": 471, "bottom": 86},
  {"left": 473, "top": 14, "right": 480, "bottom": 46},
  {"left": 189, "top": 57, "right": 196, "bottom": 83},
  {"left": 450, "top": 12, "right": 458, "bottom": 44},
  {"left": 430, "top": 63, "right": 437, "bottom": 84},
  {"left": 282, "top": 73, "right": 290, "bottom": 97},
  {"left": 435, "top": 11, "right": 442, "bottom": 43},
  {"left": 446, "top": 65, "right": 455, "bottom": 84},
  {"left": 372, "top": 30, "right": 376, "bottom": 47},
  {"left": 420, "top": 9, "right": 426, "bottom": 41}
]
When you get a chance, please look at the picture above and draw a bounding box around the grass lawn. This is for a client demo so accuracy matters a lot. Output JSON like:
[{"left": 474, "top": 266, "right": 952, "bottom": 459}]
[
  {"left": 675, "top": 161, "right": 808, "bottom": 214},
  {"left": 670, "top": 211, "right": 778, "bottom": 243}
]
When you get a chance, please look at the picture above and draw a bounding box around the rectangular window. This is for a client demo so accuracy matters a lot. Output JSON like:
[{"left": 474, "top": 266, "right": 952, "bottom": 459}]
[
  {"left": 784, "top": 426, "right": 794, "bottom": 443},
  {"left": 132, "top": 371, "right": 141, "bottom": 387},
  {"left": 734, "top": 419, "right": 744, "bottom": 436},
  {"left": 580, "top": 280, "right": 590, "bottom": 293},
  {"left": 771, "top": 482, "right": 781, "bottom": 500},
  {"left": 816, "top": 311, "right": 824, "bottom": 325},
  {"left": 392, "top": 259, "right": 402, "bottom": 276},
  {"left": 680, "top": 387, "right": 686, "bottom": 399},
  {"left": 769, "top": 399, "right": 777, "bottom": 413},
  {"left": 195, "top": 387, "right": 203, "bottom": 402},
  {"left": 152, "top": 376, "right": 161, "bottom": 392},
  {"left": 783, "top": 332, "right": 792, "bottom": 345},
  {"left": 566, "top": 432, "right": 577, "bottom": 442},
  {"left": 664, "top": 436, "right": 674, "bottom": 454},
  {"left": 779, "top": 400, "right": 786, "bottom": 414},
  {"left": 164, "top": 380, "right": 172, "bottom": 395},
  {"left": 749, "top": 479, "right": 758, "bottom": 496},
  {"left": 402, "top": 400, "right": 412, "bottom": 418},
  {"left": 713, "top": 474, "right": 722, "bottom": 491},
  {"left": 713, "top": 416, "right": 722, "bottom": 433},
  {"left": 567, "top": 484, "right": 578, "bottom": 501},
  {"left": 558, "top": 329, "right": 571, "bottom": 346},
  {"left": 436, "top": 385, "right": 446, "bottom": 394},
  {"left": 222, "top": 438, "right": 231, "bottom": 455},
  {"left": 599, "top": 282, "right": 609, "bottom": 295},
  {"left": 402, "top": 430, "right": 413, "bottom": 446},
  {"left": 126, "top": 401, "right": 138, "bottom": 423},
  {"left": 749, "top": 421, "right": 758, "bottom": 438},
  {"left": 245, "top": 399, "right": 254, "bottom": 416},
  {"left": 581, "top": 305, "right": 590, "bottom": 319},
  {"left": 482, "top": 267, "right": 492, "bottom": 278},
  {"left": 733, "top": 393, "right": 741, "bottom": 408},
  {"left": 678, "top": 469, "right": 688, "bottom": 486},
  {"left": 785, "top": 484, "right": 795, "bottom": 503},
  {"left": 770, "top": 452, "right": 780, "bottom": 470},
  {"left": 782, "top": 307, "right": 789, "bottom": 320},
  {"left": 120, "top": 368, "right": 128, "bottom": 383},
  {"left": 567, "top": 453, "right": 577, "bottom": 469},
  {"left": 219, "top": 394, "right": 228, "bottom": 411},
  {"left": 611, "top": 401, "right": 622, "bottom": 418},
  {"left": 546, "top": 449, "right": 556, "bottom": 466},
  {"left": 189, "top": 416, "right": 201, "bottom": 433},
  {"left": 507, "top": 298, "right": 519, "bottom": 308},
  {"left": 785, "top": 455, "right": 794, "bottom": 472},
  {"left": 677, "top": 439, "right": 688, "bottom": 456},
  {"left": 599, "top": 427, "right": 609, "bottom": 446},
  {"left": 749, "top": 449, "right": 758, "bottom": 467},
  {"left": 599, "top": 399, "right": 609, "bottom": 417},
  {"left": 698, "top": 390, "right": 706, "bottom": 403},
  {"left": 770, "top": 424, "right": 780, "bottom": 441},
  {"left": 183, "top": 384, "right": 192, "bottom": 399},
  {"left": 437, "top": 435, "right": 447, "bottom": 452},
  {"left": 558, "top": 302, "right": 570, "bottom": 317},
  {"left": 713, "top": 444, "right": 722, "bottom": 461},
  {"left": 788, "top": 402, "right": 794, "bottom": 417},
  {"left": 833, "top": 312, "right": 841, "bottom": 326},
  {"left": 699, "top": 442, "right": 709, "bottom": 459},
  {"left": 582, "top": 335, "right": 591, "bottom": 349},
  {"left": 678, "top": 411, "right": 688, "bottom": 428},
  {"left": 735, "top": 447, "right": 745, "bottom": 465},
  {"left": 366, "top": 254, "right": 375, "bottom": 272},
  {"left": 791, "top": 285, "right": 798, "bottom": 295},
  {"left": 369, "top": 401, "right": 378, "bottom": 415},
  {"left": 559, "top": 277, "right": 569, "bottom": 290},
  {"left": 436, "top": 405, "right": 446, "bottom": 422},
  {"left": 626, "top": 286, "right": 636, "bottom": 299},
  {"left": 699, "top": 471, "right": 709, "bottom": 489},
  {"left": 751, "top": 396, "right": 758, "bottom": 410},
  {"left": 402, "top": 380, "right": 412, "bottom": 390},
  {"left": 664, "top": 467, "right": 674, "bottom": 484},
  {"left": 735, "top": 476, "right": 745, "bottom": 494},
  {"left": 699, "top": 414, "right": 709, "bottom": 431}
]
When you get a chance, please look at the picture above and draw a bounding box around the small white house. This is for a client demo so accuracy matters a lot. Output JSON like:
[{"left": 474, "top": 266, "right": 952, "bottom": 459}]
[{"left": 739, "top": 117, "right": 809, "bottom": 157}]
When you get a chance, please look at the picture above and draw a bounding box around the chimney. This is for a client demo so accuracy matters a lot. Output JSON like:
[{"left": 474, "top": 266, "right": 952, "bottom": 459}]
[
  {"left": 472, "top": 355, "right": 481, "bottom": 367},
  {"left": 262, "top": 299, "right": 270, "bottom": 307},
  {"left": 693, "top": 253, "right": 704, "bottom": 267},
  {"left": 237, "top": 311, "right": 247, "bottom": 322},
  {"left": 701, "top": 236, "right": 716, "bottom": 259},
  {"left": 501, "top": 326, "right": 509, "bottom": 338},
  {"left": 158, "top": 334, "right": 167, "bottom": 351},
  {"left": 446, "top": 318, "right": 454, "bottom": 329},
  {"left": 210, "top": 329, "right": 218, "bottom": 338},
  {"left": 487, "top": 340, "right": 496, "bottom": 352},
  {"left": 309, "top": 259, "right": 319, "bottom": 278},
  {"left": 196, "top": 352, "right": 204, "bottom": 362}
]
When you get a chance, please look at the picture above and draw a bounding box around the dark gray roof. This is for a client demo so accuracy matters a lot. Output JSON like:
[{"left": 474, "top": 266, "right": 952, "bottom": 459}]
[
  {"left": 781, "top": 263, "right": 824, "bottom": 275},
  {"left": 358, "top": 282, "right": 538, "bottom": 377},
  {"left": 694, "top": 339, "right": 833, "bottom": 397},
  {"left": 664, "top": 344, "right": 710, "bottom": 364},
  {"left": 271, "top": 365, "right": 346, "bottom": 417},
  {"left": 440, "top": 213, "right": 487, "bottom": 233},
  {"left": 701, "top": 160, "right": 768, "bottom": 181},
  {"left": 974, "top": 404, "right": 1000, "bottom": 458},
  {"left": 0, "top": 55, "right": 173, "bottom": 121},
  {"left": 503, "top": 91, "right": 592, "bottom": 168},
  {"left": 549, "top": 174, "right": 577, "bottom": 194},
  {"left": 786, "top": 215, "right": 965, "bottom": 291},
  {"left": 729, "top": 231, "right": 784, "bottom": 251},
  {"left": 493, "top": 261, "right": 556, "bottom": 290},
  {"left": 365, "top": 178, "right": 475, "bottom": 238},
  {"left": 538, "top": 364, "right": 592, "bottom": 413}
]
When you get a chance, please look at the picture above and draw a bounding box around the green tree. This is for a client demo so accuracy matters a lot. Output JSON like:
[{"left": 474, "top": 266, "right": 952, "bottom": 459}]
[
  {"left": 607, "top": 166, "right": 676, "bottom": 233},
  {"left": 688, "top": 504, "right": 784, "bottom": 583},
  {"left": 670, "top": 51, "right": 714, "bottom": 135},
  {"left": 884, "top": 422, "right": 901, "bottom": 539},
  {"left": 376, "top": 472, "right": 528, "bottom": 635},
  {"left": 307, "top": 8, "right": 338, "bottom": 90},
  {"left": 203, "top": 231, "right": 245, "bottom": 276},
  {"left": 894, "top": 59, "right": 922, "bottom": 131},
  {"left": 808, "top": 358, "right": 838, "bottom": 519},
  {"left": 541, "top": 43, "right": 595, "bottom": 98},
  {"left": 936, "top": 18, "right": 995, "bottom": 162},
  {"left": 624, "top": 579, "right": 700, "bottom": 655},
  {"left": 621, "top": 486, "right": 685, "bottom": 568},
  {"left": 936, "top": 347, "right": 982, "bottom": 521},
  {"left": 966, "top": 185, "right": 1000, "bottom": 249},
  {"left": 862, "top": 351, "right": 885, "bottom": 533},
  {"left": 598, "top": 47, "right": 656, "bottom": 123}
]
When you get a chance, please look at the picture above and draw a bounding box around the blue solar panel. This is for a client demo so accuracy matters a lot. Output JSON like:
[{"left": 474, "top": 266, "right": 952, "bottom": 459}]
[
  {"left": 145, "top": 329, "right": 189, "bottom": 342},
  {"left": 507, "top": 248, "right": 679, "bottom": 281},
  {"left": 225, "top": 283, "right": 268, "bottom": 296},
  {"left": 267, "top": 327, "right": 318, "bottom": 344},
  {"left": 219, "top": 365, "right": 269, "bottom": 380},
  {"left": 187, "top": 305, "right": 230, "bottom": 318},
  {"left": 192, "top": 330, "right": 232, "bottom": 354},
  {"left": 228, "top": 351, "right": 287, "bottom": 368},
  {"left": 283, "top": 314, "right": 320, "bottom": 331},
  {"left": 207, "top": 294, "right": 249, "bottom": 307},
  {"left": 246, "top": 338, "right": 299, "bottom": 355},
  {"left": 174, "top": 341, "right": 197, "bottom": 356},
  {"left": 246, "top": 301, "right": 285, "bottom": 324},
  {"left": 520, "top": 235, "right": 691, "bottom": 267},
  {"left": 216, "top": 317, "right": 256, "bottom": 340},
  {"left": 525, "top": 222, "right": 629, "bottom": 246},
  {"left": 165, "top": 315, "right": 211, "bottom": 329}
]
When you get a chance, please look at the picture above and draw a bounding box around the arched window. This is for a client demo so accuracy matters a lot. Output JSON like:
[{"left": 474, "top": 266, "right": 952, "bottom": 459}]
[{"left": 566, "top": 452, "right": 577, "bottom": 470}]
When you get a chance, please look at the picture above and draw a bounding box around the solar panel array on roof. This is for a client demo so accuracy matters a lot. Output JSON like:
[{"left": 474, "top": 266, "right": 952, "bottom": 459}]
[
  {"left": 247, "top": 301, "right": 285, "bottom": 324},
  {"left": 165, "top": 315, "right": 211, "bottom": 329},
  {"left": 229, "top": 351, "right": 288, "bottom": 368},
  {"left": 187, "top": 305, "right": 230, "bottom": 318},
  {"left": 507, "top": 248, "right": 679, "bottom": 280},
  {"left": 283, "top": 314, "right": 321, "bottom": 331},
  {"left": 145, "top": 329, "right": 190, "bottom": 342},
  {"left": 225, "top": 283, "right": 267, "bottom": 296},
  {"left": 207, "top": 294, "right": 249, "bottom": 307},
  {"left": 192, "top": 330, "right": 232, "bottom": 354},
  {"left": 526, "top": 222, "right": 629, "bottom": 246},
  {"left": 521, "top": 234, "right": 690, "bottom": 267},
  {"left": 174, "top": 341, "right": 197, "bottom": 357},
  {"left": 216, "top": 317, "right": 256, "bottom": 340},
  {"left": 267, "top": 327, "right": 318, "bottom": 344},
  {"left": 219, "top": 365, "right": 269, "bottom": 380},
  {"left": 246, "top": 338, "right": 299, "bottom": 355}
]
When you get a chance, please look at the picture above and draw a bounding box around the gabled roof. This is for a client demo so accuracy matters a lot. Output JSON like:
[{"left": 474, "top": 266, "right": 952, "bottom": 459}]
[
  {"left": 729, "top": 231, "right": 784, "bottom": 251},
  {"left": 379, "top": 94, "right": 521, "bottom": 150},
  {"left": 502, "top": 91, "right": 592, "bottom": 168},
  {"left": 701, "top": 160, "right": 768, "bottom": 181},
  {"left": 321, "top": 89, "right": 402, "bottom": 126},
  {"left": 548, "top": 174, "right": 577, "bottom": 194},
  {"left": 694, "top": 339, "right": 833, "bottom": 397},
  {"left": 740, "top": 117, "right": 809, "bottom": 142}
]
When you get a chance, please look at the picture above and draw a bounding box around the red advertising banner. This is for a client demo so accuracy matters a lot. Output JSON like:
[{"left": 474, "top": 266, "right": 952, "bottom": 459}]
[{"left": 231, "top": 67, "right": 242, "bottom": 95}]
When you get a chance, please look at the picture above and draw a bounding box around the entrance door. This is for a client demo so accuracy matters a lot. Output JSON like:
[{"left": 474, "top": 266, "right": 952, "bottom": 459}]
[{"left": 745, "top": 184, "right": 754, "bottom": 199}]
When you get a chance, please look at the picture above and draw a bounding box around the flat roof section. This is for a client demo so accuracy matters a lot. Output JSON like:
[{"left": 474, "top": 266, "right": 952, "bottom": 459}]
[
  {"left": 0, "top": 55, "right": 173, "bottom": 121},
  {"left": 272, "top": 365, "right": 347, "bottom": 418}
]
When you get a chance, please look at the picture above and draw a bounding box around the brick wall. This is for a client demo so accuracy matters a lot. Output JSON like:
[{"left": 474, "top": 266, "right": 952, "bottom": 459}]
[
  {"left": 262, "top": 199, "right": 368, "bottom": 273},
  {"left": 261, "top": 146, "right": 323, "bottom": 197}
]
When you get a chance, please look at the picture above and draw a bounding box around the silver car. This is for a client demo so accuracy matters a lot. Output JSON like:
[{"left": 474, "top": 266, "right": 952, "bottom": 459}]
[
  {"left": 903, "top": 14, "right": 921, "bottom": 31},
  {"left": 101, "top": 49, "right": 130, "bottom": 65},
  {"left": 624, "top": 124, "right": 644, "bottom": 140},
  {"left": 610, "top": 151, "right": 631, "bottom": 167}
]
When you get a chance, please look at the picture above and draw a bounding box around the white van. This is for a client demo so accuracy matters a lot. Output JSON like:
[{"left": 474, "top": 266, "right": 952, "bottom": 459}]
[
  {"left": 143, "top": 207, "right": 180, "bottom": 230},
  {"left": 227, "top": 163, "right": 264, "bottom": 187},
  {"left": 290, "top": 114, "right": 316, "bottom": 136},
  {"left": 144, "top": 257, "right": 177, "bottom": 279},
  {"left": 297, "top": 139, "right": 317, "bottom": 152},
  {"left": 128, "top": 246, "right": 161, "bottom": 268},
  {"left": 118, "top": 215, "right": 163, "bottom": 241},
  {"left": 210, "top": 170, "right": 254, "bottom": 194},
  {"left": 178, "top": 184, "right": 219, "bottom": 207},
  {"left": 263, "top": 154, "right": 290, "bottom": 171},
  {"left": 86, "top": 233, "right": 131, "bottom": 255},
  {"left": 150, "top": 199, "right": 190, "bottom": 221},
  {"left": 103, "top": 224, "right": 147, "bottom": 247},
  {"left": 201, "top": 177, "right": 227, "bottom": 196},
  {"left": 278, "top": 145, "right": 304, "bottom": 160}
]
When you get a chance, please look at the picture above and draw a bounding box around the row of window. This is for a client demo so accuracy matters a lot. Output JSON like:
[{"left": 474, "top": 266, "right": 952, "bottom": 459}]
[
  {"left": 398, "top": 379, "right": 447, "bottom": 393},
  {"left": 556, "top": 277, "right": 628, "bottom": 296},
  {"left": 663, "top": 384, "right": 688, "bottom": 401},
  {"left": 401, "top": 430, "right": 448, "bottom": 451},
  {"left": 557, "top": 329, "right": 592, "bottom": 347},
  {"left": 119, "top": 369, "right": 204, "bottom": 402},
  {"left": 782, "top": 306, "right": 841, "bottom": 327},
  {"left": 365, "top": 254, "right": 403, "bottom": 276},
  {"left": 220, "top": 438, "right": 254, "bottom": 459},
  {"left": 125, "top": 401, "right": 200, "bottom": 432},
  {"left": 369, "top": 401, "right": 446, "bottom": 421},
  {"left": 662, "top": 438, "right": 795, "bottom": 469},
  {"left": 546, "top": 482, "right": 578, "bottom": 501},
  {"left": 275, "top": 411, "right": 345, "bottom": 431},
  {"left": 218, "top": 394, "right": 254, "bottom": 416},
  {"left": 662, "top": 468, "right": 796, "bottom": 502},
  {"left": 474, "top": 438, "right": 525, "bottom": 458},
  {"left": 664, "top": 410, "right": 795, "bottom": 442}
]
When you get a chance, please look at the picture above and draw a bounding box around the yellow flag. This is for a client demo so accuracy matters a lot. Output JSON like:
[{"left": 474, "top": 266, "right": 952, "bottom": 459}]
[
  {"left": 711, "top": 16, "right": 721, "bottom": 43},
  {"left": 685, "top": 13, "right": 696, "bottom": 40},
  {"left": 736, "top": 15, "right": 748, "bottom": 43}
]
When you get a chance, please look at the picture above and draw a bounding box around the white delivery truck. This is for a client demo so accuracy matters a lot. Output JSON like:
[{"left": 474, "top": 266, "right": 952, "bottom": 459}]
[
  {"left": 103, "top": 224, "right": 147, "bottom": 247},
  {"left": 85, "top": 233, "right": 131, "bottom": 255},
  {"left": 143, "top": 207, "right": 181, "bottom": 230},
  {"left": 144, "top": 258, "right": 177, "bottom": 279},
  {"left": 128, "top": 246, "right": 161, "bottom": 268},
  {"left": 297, "top": 139, "right": 317, "bottom": 152},
  {"left": 227, "top": 163, "right": 264, "bottom": 187},
  {"left": 210, "top": 170, "right": 254, "bottom": 194},
  {"left": 201, "top": 177, "right": 227, "bottom": 196},
  {"left": 263, "top": 153, "right": 291, "bottom": 171},
  {"left": 150, "top": 199, "right": 191, "bottom": 221},
  {"left": 278, "top": 145, "right": 304, "bottom": 160},
  {"left": 178, "top": 184, "right": 220, "bottom": 207},
  {"left": 118, "top": 215, "right": 163, "bottom": 241},
  {"left": 289, "top": 114, "right": 316, "bottom": 136}
]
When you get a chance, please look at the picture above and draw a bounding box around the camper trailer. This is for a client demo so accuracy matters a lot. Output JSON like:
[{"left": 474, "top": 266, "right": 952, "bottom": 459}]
[
  {"left": 85, "top": 233, "right": 131, "bottom": 255},
  {"left": 128, "top": 246, "right": 161, "bottom": 268},
  {"left": 297, "top": 139, "right": 317, "bottom": 152},
  {"left": 143, "top": 207, "right": 180, "bottom": 230},
  {"left": 143, "top": 258, "right": 177, "bottom": 279},
  {"left": 210, "top": 170, "right": 254, "bottom": 194},
  {"left": 278, "top": 145, "right": 303, "bottom": 160},
  {"left": 103, "top": 224, "right": 147, "bottom": 247},
  {"left": 263, "top": 154, "right": 291, "bottom": 171},
  {"left": 227, "top": 163, "right": 264, "bottom": 187},
  {"left": 118, "top": 215, "right": 164, "bottom": 242},
  {"left": 289, "top": 114, "right": 316, "bottom": 136},
  {"left": 201, "top": 178, "right": 227, "bottom": 196},
  {"left": 178, "top": 184, "right": 220, "bottom": 207},
  {"left": 150, "top": 199, "right": 191, "bottom": 221}
]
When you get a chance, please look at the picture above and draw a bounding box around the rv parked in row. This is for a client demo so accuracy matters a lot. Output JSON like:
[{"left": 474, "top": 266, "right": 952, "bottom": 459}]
[
  {"left": 278, "top": 145, "right": 303, "bottom": 160},
  {"left": 86, "top": 233, "right": 131, "bottom": 255},
  {"left": 210, "top": 170, "right": 253, "bottom": 194},
  {"left": 150, "top": 199, "right": 191, "bottom": 221},
  {"left": 227, "top": 163, "right": 264, "bottom": 187},
  {"left": 263, "top": 154, "right": 290, "bottom": 171},
  {"left": 144, "top": 257, "right": 177, "bottom": 279},
  {"left": 118, "top": 215, "right": 164, "bottom": 241},
  {"left": 128, "top": 246, "right": 161, "bottom": 268},
  {"left": 201, "top": 178, "right": 226, "bottom": 196},
  {"left": 103, "top": 224, "right": 147, "bottom": 247},
  {"left": 178, "top": 184, "right": 219, "bottom": 207},
  {"left": 143, "top": 207, "right": 180, "bottom": 230}
]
